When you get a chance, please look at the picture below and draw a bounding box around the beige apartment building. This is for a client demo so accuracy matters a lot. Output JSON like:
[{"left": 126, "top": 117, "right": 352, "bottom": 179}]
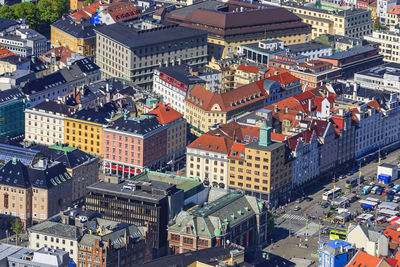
[
  {"left": 185, "top": 83, "right": 267, "bottom": 135},
  {"left": 364, "top": 29, "right": 400, "bottom": 63},
  {"left": 25, "top": 100, "right": 74, "bottom": 146},
  {"left": 0, "top": 158, "right": 72, "bottom": 228},
  {"left": 285, "top": 3, "right": 373, "bottom": 39}
]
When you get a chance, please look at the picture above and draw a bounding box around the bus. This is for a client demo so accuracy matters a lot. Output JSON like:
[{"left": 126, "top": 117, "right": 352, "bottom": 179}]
[
  {"left": 330, "top": 230, "right": 346, "bottom": 241},
  {"left": 323, "top": 188, "right": 342, "bottom": 200},
  {"left": 346, "top": 176, "right": 364, "bottom": 188}
]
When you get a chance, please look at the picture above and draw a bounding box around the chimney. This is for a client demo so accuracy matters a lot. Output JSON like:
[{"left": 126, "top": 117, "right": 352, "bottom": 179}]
[
  {"left": 308, "top": 99, "right": 312, "bottom": 112},
  {"left": 258, "top": 126, "right": 272, "bottom": 147},
  {"left": 353, "top": 83, "right": 358, "bottom": 99},
  {"left": 274, "top": 105, "right": 278, "bottom": 112}
]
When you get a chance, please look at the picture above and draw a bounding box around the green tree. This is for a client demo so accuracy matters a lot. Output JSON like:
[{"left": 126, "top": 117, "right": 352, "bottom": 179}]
[
  {"left": 397, "top": 155, "right": 400, "bottom": 162},
  {"left": 267, "top": 209, "right": 275, "bottom": 234},
  {"left": 37, "top": 0, "right": 68, "bottom": 25},
  {"left": 374, "top": 21, "right": 382, "bottom": 31},
  {"left": 6, "top": 214, "right": 14, "bottom": 228},
  {"left": 0, "top": 5, "right": 17, "bottom": 20},
  {"left": 11, "top": 3, "right": 40, "bottom": 29},
  {"left": 83, "top": 0, "right": 95, "bottom": 6},
  {"left": 11, "top": 217, "right": 23, "bottom": 246}
]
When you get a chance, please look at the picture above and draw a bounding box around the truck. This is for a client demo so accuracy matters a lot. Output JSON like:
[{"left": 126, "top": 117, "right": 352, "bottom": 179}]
[
  {"left": 362, "top": 186, "right": 372, "bottom": 195},
  {"left": 371, "top": 186, "right": 379, "bottom": 194}
]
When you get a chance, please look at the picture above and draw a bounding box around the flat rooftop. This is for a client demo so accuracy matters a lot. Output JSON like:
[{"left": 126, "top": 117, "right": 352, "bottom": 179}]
[{"left": 87, "top": 178, "right": 178, "bottom": 203}]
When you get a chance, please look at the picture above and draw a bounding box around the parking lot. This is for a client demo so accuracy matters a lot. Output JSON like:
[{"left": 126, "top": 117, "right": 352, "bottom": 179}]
[{"left": 264, "top": 149, "right": 400, "bottom": 265}]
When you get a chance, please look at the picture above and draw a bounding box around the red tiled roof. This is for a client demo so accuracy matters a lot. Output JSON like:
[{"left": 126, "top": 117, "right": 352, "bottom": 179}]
[
  {"left": 40, "top": 47, "right": 73, "bottom": 63},
  {"left": 103, "top": 1, "right": 139, "bottom": 22},
  {"left": 309, "top": 119, "right": 330, "bottom": 137},
  {"left": 388, "top": 5, "right": 400, "bottom": 14},
  {"left": 268, "top": 72, "right": 299, "bottom": 85},
  {"left": 265, "top": 67, "right": 288, "bottom": 78},
  {"left": 208, "top": 122, "right": 259, "bottom": 143},
  {"left": 237, "top": 64, "right": 259, "bottom": 74},
  {"left": 186, "top": 82, "right": 267, "bottom": 112},
  {"left": 271, "top": 132, "right": 287, "bottom": 142},
  {"left": 187, "top": 134, "right": 233, "bottom": 154},
  {"left": 148, "top": 103, "right": 183, "bottom": 124},
  {"left": 0, "top": 45, "right": 15, "bottom": 59},
  {"left": 367, "top": 100, "right": 381, "bottom": 111},
  {"left": 83, "top": 1, "right": 100, "bottom": 15},
  {"left": 285, "top": 130, "right": 315, "bottom": 151},
  {"left": 229, "top": 142, "right": 245, "bottom": 158},
  {"left": 346, "top": 251, "right": 385, "bottom": 267},
  {"left": 70, "top": 10, "right": 91, "bottom": 19}
]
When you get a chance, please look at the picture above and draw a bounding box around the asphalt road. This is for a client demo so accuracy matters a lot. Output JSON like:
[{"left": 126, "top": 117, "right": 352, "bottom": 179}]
[{"left": 265, "top": 149, "right": 400, "bottom": 265}]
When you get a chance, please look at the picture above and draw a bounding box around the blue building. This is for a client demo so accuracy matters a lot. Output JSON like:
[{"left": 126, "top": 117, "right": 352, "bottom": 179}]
[
  {"left": 0, "top": 89, "right": 26, "bottom": 138},
  {"left": 318, "top": 240, "right": 354, "bottom": 267}
]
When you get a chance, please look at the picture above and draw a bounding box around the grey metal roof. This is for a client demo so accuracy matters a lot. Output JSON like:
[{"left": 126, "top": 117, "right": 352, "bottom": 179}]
[
  {"left": 29, "top": 221, "right": 82, "bottom": 240},
  {"left": 320, "top": 46, "right": 375, "bottom": 60},
  {"left": 94, "top": 23, "right": 207, "bottom": 49},
  {"left": 51, "top": 16, "right": 97, "bottom": 39},
  {"left": 0, "top": 88, "right": 24, "bottom": 104}
]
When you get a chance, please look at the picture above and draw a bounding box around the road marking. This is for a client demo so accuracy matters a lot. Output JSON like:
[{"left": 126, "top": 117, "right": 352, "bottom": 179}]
[{"left": 282, "top": 214, "right": 307, "bottom": 221}]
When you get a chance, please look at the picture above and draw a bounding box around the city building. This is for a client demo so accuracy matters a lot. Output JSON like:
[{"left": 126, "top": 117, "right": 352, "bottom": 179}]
[
  {"left": 30, "top": 144, "right": 99, "bottom": 204},
  {"left": 0, "top": 23, "right": 47, "bottom": 57},
  {"left": 51, "top": 16, "right": 98, "bottom": 58},
  {"left": 285, "top": 2, "right": 373, "bottom": 39},
  {"left": 309, "top": 119, "right": 338, "bottom": 174},
  {"left": 286, "top": 130, "right": 319, "bottom": 189},
  {"left": 0, "top": 244, "right": 69, "bottom": 267},
  {"left": 186, "top": 121, "right": 260, "bottom": 189},
  {"left": 319, "top": 46, "right": 383, "bottom": 79},
  {"left": 65, "top": 102, "right": 119, "bottom": 155},
  {"left": 102, "top": 115, "right": 168, "bottom": 175},
  {"left": 184, "top": 81, "right": 269, "bottom": 136},
  {"left": 0, "top": 55, "right": 30, "bottom": 75},
  {"left": 0, "top": 88, "right": 25, "bottom": 138},
  {"left": 286, "top": 41, "right": 333, "bottom": 60},
  {"left": 86, "top": 177, "right": 185, "bottom": 257},
  {"left": 160, "top": 1, "right": 311, "bottom": 60},
  {"left": 153, "top": 64, "right": 206, "bottom": 115},
  {"left": 318, "top": 240, "right": 355, "bottom": 267},
  {"left": 386, "top": 5, "right": 400, "bottom": 25},
  {"left": 25, "top": 100, "right": 75, "bottom": 146},
  {"left": 333, "top": 96, "right": 383, "bottom": 159},
  {"left": 95, "top": 23, "right": 208, "bottom": 88},
  {"left": 290, "top": 60, "right": 341, "bottom": 89},
  {"left": 168, "top": 193, "right": 268, "bottom": 254},
  {"left": 354, "top": 63, "right": 400, "bottom": 93},
  {"left": 236, "top": 40, "right": 285, "bottom": 66},
  {"left": 234, "top": 63, "right": 268, "bottom": 87},
  {"left": 364, "top": 28, "right": 400, "bottom": 63},
  {"left": 346, "top": 250, "right": 392, "bottom": 267},
  {"left": 148, "top": 103, "right": 187, "bottom": 164},
  {"left": 377, "top": 0, "right": 399, "bottom": 23},
  {"left": 0, "top": 158, "right": 73, "bottom": 227},
  {"left": 29, "top": 208, "right": 153, "bottom": 265},
  {"left": 346, "top": 222, "right": 389, "bottom": 257},
  {"left": 227, "top": 126, "right": 293, "bottom": 205},
  {"left": 21, "top": 58, "right": 100, "bottom": 107},
  {"left": 77, "top": 218, "right": 150, "bottom": 267}
]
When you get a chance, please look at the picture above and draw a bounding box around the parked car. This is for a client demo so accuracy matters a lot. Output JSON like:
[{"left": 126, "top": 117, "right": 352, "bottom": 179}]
[
  {"left": 388, "top": 183, "right": 394, "bottom": 188},
  {"left": 305, "top": 197, "right": 313, "bottom": 202},
  {"left": 321, "top": 202, "right": 329, "bottom": 208},
  {"left": 296, "top": 198, "right": 303, "bottom": 203},
  {"left": 294, "top": 206, "right": 301, "bottom": 211},
  {"left": 339, "top": 175, "right": 346, "bottom": 180}
]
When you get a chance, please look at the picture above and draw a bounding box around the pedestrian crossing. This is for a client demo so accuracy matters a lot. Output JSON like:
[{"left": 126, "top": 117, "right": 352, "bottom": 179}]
[{"left": 282, "top": 214, "right": 307, "bottom": 221}]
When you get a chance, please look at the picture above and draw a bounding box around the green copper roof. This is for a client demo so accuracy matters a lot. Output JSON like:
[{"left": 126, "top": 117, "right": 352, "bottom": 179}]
[{"left": 48, "top": 144, "right": 77, "bottom": 153}]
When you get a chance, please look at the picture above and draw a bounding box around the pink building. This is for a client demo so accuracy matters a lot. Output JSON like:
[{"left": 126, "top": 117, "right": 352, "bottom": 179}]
[{"left": 102, "top": 116, "right": 167, "bottom": 177}]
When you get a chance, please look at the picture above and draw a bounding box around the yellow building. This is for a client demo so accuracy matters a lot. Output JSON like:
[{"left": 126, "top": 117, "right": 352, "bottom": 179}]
[
  {"left": 386, "top": 5, "right": 400, "bottom": 26},
  {"left": 70, "top": 0, "right": 84, "bottom": 11},
  {"left": 51, "top": 17, "right": 96, "bottom": 58},
  {"left": 228, "top": 126, "right": 292, "bottom": 205},
  {"left": 285, "top": 2, "right": 373, "bottom": 39},
  {"left": 64, "top": 104, "right": 118, "bottom": 155},
  {"left": 185, "top": 83, "right": 267, "bottom": 136}
]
